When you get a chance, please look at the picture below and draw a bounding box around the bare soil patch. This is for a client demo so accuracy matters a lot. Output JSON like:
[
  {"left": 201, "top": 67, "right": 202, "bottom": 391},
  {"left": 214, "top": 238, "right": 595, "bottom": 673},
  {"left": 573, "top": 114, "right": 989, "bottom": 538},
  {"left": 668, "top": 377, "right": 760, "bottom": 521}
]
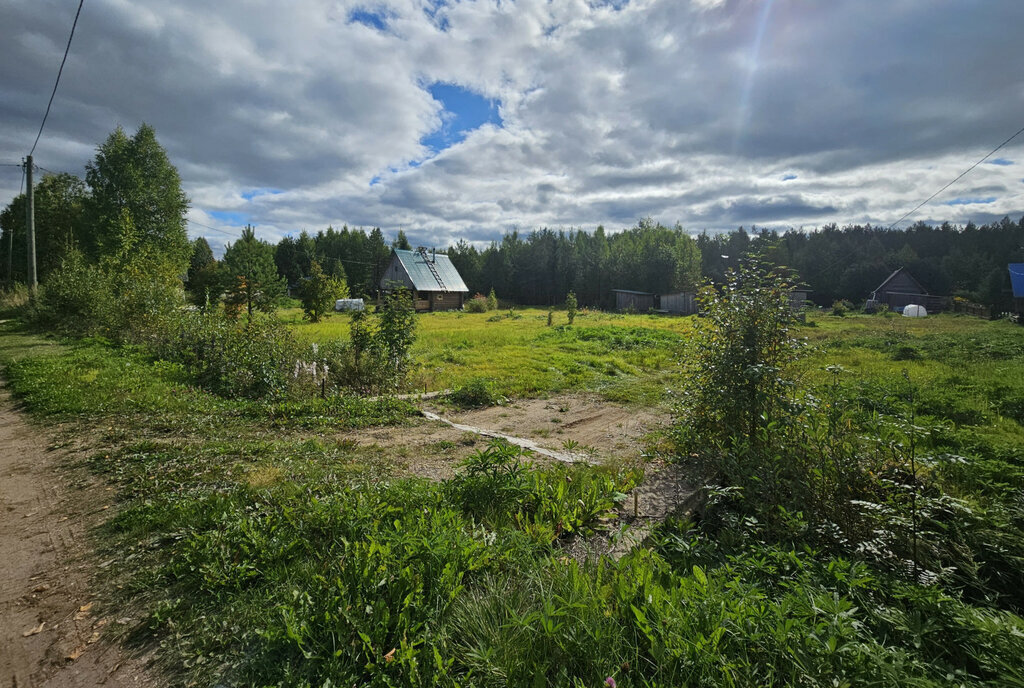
[
  {"left": 343, "top": 394, "right": 668, "bottom": 480},
  {"left": 0, "top": 384, "right": 155, "bottom": 688}
]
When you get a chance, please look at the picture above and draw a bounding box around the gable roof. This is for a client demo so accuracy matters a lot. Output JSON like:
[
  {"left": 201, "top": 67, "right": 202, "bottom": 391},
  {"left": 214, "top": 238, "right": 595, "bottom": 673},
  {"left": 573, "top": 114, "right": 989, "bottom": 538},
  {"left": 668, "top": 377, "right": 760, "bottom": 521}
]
[
  {"left": 872, "top": 267, "right": 927, "bottom": 297},
  {"left": 390, "top": 249, "right": 469, "bottom": 293},
  {"left": 1010, "top": 264, "right": 1024, "bottom": 298}
]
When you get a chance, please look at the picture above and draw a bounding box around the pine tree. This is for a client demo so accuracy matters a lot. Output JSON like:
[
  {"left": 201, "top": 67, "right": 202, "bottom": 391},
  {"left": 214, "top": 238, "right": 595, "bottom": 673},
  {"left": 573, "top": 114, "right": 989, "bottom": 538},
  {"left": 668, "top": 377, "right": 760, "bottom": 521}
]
[{"left": 222, "top": 225, "right": 284, "bottom": 319}]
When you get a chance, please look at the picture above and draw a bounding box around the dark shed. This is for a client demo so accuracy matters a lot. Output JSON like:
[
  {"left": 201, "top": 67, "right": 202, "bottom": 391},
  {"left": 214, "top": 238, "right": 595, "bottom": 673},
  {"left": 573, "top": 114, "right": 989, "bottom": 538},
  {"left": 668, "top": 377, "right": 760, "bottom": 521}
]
[
  {"left": 870, "top": 267, "right": 946, "bottom": 312},
  {"left": 613, "top": 289, "right": 655, "bottom": 312}
]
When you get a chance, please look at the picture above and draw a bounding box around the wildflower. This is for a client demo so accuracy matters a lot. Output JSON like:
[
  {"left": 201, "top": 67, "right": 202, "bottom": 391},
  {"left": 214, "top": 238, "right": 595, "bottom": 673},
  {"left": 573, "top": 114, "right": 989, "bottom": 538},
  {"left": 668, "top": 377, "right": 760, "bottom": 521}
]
[
  {"left": 311, "top": 342, "right": 319, "bottom": 355},
  {"left": 605, "top": 678, "right": 616, "bottom": 688}
]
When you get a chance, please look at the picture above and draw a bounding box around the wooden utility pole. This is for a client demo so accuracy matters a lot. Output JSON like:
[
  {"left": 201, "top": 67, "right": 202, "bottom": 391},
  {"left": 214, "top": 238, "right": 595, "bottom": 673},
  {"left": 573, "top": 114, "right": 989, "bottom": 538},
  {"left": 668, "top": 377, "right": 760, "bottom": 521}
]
[{"left": 25, "top": 155, "right": 37, "bottom": 293}]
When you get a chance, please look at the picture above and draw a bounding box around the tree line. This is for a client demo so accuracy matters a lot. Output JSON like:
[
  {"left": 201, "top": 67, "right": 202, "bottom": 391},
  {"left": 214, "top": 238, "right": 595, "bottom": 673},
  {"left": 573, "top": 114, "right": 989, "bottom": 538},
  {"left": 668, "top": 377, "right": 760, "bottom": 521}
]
[{"left": 3, "top": 123, "right": 1022, "bottom": 313}]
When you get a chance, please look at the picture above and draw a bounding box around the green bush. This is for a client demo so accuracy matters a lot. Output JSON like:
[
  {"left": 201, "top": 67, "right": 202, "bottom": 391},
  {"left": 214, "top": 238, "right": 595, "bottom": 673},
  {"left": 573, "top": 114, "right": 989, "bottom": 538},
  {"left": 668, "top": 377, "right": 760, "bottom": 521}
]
[
  {"left": 465, "top": 294, "right": 489, "bottom": 313},
  {"left": 315, "top": 290, "right": 418, "bottom": 395},
  {"left": 832, "top": 299, "right": 854, "bottom": 316},
  {"left": 448, "top": 377, "right": 501, "bottom": 408},
  {"left": 153, "top": 311, "right": 299, "bottom": 399},
  {"left": 36, "top": 250, "right": 113, "bottom": 335},
  {"left": 37, "top": 246, "right": 183, "bottom": 343},
  {"left": 443, "top": 439, "right": 635, "bottom": 540}
]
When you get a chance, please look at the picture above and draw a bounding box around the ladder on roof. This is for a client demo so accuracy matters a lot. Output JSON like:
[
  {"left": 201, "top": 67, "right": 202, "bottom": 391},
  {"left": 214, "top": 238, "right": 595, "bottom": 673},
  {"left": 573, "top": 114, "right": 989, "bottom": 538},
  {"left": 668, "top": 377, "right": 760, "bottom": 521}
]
[{"left": 419, "top": 247, "right": 447, "bottom": 290}]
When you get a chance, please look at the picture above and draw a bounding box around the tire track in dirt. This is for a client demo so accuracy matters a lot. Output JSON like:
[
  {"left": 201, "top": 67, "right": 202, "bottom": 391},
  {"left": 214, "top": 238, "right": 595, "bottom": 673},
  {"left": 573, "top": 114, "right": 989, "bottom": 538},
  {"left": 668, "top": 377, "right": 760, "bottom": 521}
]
[{"left": 0, "top": 382, "right": 154, "bottom": 687}]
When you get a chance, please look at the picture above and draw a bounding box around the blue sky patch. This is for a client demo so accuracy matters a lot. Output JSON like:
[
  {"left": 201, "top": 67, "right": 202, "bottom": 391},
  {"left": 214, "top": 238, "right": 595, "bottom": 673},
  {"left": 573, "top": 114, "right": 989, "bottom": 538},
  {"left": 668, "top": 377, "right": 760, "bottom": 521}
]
[
  {"left": 781, "top": 174, "right": 797, "bottom": 181},
  {"left": 241, "top": 187, "right": 283, "bottom": 200},
  {"left": 422, "top": 83, "right": 502, "bottom": 153},
  {"left": 208, "top": 210, "right": 250, "bottom": 225},
  {"left": 988, "top": 157, "right": 1013, "bottom": 166},
  {"left": 423, "top": 0, "right": 449, "bottom": 31},
  {"left": 943, "top": 196, "right": 996, "bottom": 206},
  {"left": 349, "top": 8, "right": 389, "bottom": 32}
]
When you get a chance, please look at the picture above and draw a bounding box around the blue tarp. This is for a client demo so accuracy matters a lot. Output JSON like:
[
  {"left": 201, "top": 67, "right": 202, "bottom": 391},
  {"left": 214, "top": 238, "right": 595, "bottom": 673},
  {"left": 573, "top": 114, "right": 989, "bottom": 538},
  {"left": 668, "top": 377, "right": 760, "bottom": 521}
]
[{"left": 1009, "top": 264, "right": 1024, "bottom": 298}]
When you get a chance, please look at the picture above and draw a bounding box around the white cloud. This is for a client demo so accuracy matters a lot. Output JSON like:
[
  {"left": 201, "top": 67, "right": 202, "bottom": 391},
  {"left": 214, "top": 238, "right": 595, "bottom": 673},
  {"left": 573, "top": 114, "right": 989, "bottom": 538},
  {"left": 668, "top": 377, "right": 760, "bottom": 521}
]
[{"left": 1, "top": 0, "right": 1023, "bottom": 250}]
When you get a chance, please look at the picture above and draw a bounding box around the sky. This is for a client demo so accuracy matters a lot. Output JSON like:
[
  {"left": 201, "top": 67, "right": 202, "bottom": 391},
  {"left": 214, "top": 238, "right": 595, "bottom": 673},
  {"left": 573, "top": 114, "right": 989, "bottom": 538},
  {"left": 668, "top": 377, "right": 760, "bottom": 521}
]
[{"left": 1, "top": 0, "right": 1023, "bottom": 254}]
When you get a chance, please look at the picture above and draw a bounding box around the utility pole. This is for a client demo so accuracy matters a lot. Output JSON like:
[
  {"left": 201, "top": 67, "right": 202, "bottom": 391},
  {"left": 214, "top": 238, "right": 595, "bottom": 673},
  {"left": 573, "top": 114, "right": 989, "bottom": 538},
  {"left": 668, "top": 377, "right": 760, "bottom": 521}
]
[{"left": 25, "top": 155, "right": 37, "bottom": 293}]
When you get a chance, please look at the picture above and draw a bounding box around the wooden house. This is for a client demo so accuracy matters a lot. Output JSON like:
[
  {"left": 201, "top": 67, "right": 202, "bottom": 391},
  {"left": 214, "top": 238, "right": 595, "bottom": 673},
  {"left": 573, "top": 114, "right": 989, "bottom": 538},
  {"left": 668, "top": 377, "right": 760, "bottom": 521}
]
[
  {"left": 869, "top": 267, "right": 946, "bottom": 313},
  {"left": 1010, "top": 263, "right": 1024, "bottom": 317},
  {"left": 379, "top": 248, "right": 469, "bottom": 312},
  {"left": 613, "top": 289, "right": 655, "bottom": 312}
]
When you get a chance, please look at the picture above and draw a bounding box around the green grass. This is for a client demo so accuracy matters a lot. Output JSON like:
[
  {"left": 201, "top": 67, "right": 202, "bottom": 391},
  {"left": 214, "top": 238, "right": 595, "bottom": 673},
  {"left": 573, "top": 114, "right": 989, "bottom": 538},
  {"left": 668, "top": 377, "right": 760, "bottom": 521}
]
[
  {"left": 2, "top": 311, "right": 1024, "bottom": 686},
  {"left": 284, "top": 307, "right": 693, "bottom": 402}
]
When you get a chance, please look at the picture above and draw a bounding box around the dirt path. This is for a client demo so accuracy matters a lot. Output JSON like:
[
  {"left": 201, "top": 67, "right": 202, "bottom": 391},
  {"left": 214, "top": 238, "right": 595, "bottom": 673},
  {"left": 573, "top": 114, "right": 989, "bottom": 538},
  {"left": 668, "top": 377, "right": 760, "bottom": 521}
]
[{"left": 0, "top": 384, "right": 154, "bottom": 687}]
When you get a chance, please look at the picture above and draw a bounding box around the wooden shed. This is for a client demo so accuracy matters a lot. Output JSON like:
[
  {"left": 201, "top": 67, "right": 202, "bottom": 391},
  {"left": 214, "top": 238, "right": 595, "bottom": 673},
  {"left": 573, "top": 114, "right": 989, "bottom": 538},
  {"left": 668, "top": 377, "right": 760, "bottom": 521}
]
[
  {"left": 660, "top": 292, "right": 697, "bottom": 315},
  {"left": 613, "top": 289, "right": 655, "bottom": 312},
  {"left": 870, "top": 267, "right": 947, "bottom": 313},
  {"left": 380, "top": 248, "right": 469, "bottom": 312}
]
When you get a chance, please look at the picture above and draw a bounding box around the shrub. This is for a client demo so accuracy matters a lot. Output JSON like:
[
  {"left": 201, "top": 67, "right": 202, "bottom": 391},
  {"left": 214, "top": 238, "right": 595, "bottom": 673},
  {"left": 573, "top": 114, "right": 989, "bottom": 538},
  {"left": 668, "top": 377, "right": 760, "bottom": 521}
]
[
  {"left": 0, "top": 282, "right": 29, "bottom": 316},
  {"left": 566, "top": 290, "right": 577, "bottom": 325},
  {"left": 318, "top": 289, "right": 417, "bottom": 395},
  {"left": 465, "top": 294, "right": 489, "bottom": 313},
  {"left": 448, "top": 377, "right": 501, "bottom": 408},
  {"left": 153, "top": 311, "right": 299, "bottom": 399},
  {"left": 486, "top": 287, "right": 498, "bottom": 311},
  {"left": 832, "top": 299, "right": 854, "bottom": 316},
  {"left": 36, "top": 250, "right": 113, "bottom": 335}
]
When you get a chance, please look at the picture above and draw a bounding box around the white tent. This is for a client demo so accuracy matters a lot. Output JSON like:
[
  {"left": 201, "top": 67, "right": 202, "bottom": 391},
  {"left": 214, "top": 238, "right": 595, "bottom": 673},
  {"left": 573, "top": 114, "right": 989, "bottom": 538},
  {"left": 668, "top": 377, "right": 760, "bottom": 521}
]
[
  {"left": 902, "top": 304, "right": 927, "bottom": 318},
  {"left": 334, "top": 298, "right": 365, "bottom": 312}
]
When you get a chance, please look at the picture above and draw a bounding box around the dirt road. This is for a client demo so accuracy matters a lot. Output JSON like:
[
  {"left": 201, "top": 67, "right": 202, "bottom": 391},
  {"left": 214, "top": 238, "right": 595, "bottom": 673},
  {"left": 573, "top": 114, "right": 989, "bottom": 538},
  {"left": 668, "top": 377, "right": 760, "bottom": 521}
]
[{"left": 0, "top": 384, "right": 153, "bottom": 687}]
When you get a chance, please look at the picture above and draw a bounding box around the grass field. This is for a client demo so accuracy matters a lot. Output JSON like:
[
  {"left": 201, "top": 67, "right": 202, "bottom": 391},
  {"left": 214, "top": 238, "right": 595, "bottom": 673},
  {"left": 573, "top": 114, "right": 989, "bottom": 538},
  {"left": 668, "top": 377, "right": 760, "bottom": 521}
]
[
  {"left": 2, "top": 309, "right": 1023, "bottom": 686},
  {"left": 281, "top": 306, "right": 695, "bottom": 402}
]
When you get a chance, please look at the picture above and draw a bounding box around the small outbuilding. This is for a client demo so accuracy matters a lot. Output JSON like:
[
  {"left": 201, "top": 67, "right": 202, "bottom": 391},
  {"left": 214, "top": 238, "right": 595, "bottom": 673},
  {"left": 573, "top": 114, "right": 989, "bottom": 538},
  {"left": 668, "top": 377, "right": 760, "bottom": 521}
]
[
  {"left": 613, "top": 289, "right": 655, "bottom": 312},
  {"left": 380, "top": 248, "right": 470, "bottom": 312},
  {"left": 660, "top": 292, "right": 697, "bottom": 315},
  {"left": 870, "top": 267, "right": 946, "bottom": 313}
]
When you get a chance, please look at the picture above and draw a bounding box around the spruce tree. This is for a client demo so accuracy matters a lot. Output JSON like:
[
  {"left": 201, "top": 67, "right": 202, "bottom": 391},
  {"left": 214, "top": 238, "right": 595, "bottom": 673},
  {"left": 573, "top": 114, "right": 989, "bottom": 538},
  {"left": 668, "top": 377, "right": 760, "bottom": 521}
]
[{"left": 222, "top": 225, "right": 284, "bottom": 319}]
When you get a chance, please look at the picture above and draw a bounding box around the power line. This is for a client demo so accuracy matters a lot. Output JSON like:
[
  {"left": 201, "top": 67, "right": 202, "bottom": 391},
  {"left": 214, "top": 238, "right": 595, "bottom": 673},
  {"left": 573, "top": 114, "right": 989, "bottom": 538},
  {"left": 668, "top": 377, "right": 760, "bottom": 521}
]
[
  {"left": 187, "top": 218, "right": 242, "bottom": 237},
  {"left": 29, "top": 0, "right": 85, "bottom": 157},
  {"left": 888, "top": 124, "right": 1024, "bottom": 229}
]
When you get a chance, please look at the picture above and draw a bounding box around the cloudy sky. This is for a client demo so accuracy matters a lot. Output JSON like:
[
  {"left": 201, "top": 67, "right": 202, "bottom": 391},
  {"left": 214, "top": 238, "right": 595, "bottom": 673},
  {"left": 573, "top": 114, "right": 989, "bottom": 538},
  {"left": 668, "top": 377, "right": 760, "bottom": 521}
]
[{"left": 2, "top": 0, "right": 1023, "bottom": 253}]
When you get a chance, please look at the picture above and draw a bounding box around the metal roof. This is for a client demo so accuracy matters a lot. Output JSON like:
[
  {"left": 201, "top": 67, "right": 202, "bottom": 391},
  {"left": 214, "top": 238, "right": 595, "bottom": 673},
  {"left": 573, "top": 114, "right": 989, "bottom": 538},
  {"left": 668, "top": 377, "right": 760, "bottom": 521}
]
[
  {"left": 612, "top": 289, "right": 654, "bottom": 295},
  {"left": 1010, "top": 263, "right": 1024, "bottom": 298},
  {"left": 393, "top": 249, "right": 469, "bottom": 293}
]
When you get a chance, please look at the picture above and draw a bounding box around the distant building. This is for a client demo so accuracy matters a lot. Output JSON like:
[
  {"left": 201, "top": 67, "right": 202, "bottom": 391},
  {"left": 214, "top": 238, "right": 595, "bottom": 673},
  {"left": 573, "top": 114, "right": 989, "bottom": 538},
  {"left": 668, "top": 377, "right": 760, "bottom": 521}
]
[
  {"left": 789, "top": 288, "right": 811, "bottom": 311},
  {"left": 660, "top": 292, "right": 697, "bottom": 315},
  {"left": 869, "top": 267, "right": 946, "bottom": 313},
  {"left": 379, "top": 248, "right": 469, "bottom": 312},
  {"left": 612, "top": 289, "right": 655, "bottom": 312},
  {"left": 1010, "top": 263, "right": 1024, "bottom": 317}
]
